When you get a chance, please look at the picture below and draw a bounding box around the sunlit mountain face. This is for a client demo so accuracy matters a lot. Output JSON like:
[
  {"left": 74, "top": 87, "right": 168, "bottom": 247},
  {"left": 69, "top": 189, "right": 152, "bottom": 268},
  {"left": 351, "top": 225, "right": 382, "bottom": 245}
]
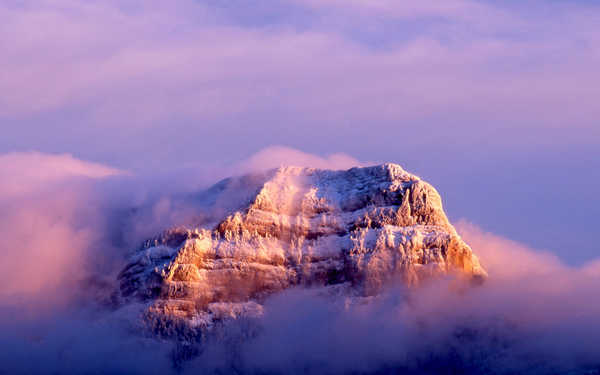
[{"left": 116, "top": 164, "right": 485, "bottom": 341}]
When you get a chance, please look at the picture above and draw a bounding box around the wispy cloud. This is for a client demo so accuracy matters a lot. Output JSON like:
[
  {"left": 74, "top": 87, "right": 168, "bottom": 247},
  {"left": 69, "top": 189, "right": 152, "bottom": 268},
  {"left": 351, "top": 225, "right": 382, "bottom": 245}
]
[
  {"left": 234, "top": 145, "right": 367, "bottom": 171},
  {"left": 0, "top": 151, "right": 124, "bottom": 197},
  {"left": 1, "top": 0, "right": 598, "bottom": 132}
]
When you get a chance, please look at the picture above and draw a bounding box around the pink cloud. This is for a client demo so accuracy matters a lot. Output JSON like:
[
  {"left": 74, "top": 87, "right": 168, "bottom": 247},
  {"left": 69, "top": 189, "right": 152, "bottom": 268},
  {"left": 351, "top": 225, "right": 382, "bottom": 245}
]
[
  {"left": 455, "top": 220, "right": 600, "bottom": 326},
  {"left": 0, "top": 151, "right": 124, "bottom": 198},
  {"left": 0, "top": 152, "right": 122, "bottom": 301},
  {"left": 0, "top": 0, "right": 598, "bottom": 144},
  {"left": 234, "top": 146, "right": 368, "bottom": 172},
  {"left": 455, "top": 220, "right": 568, "bottom": 280}
]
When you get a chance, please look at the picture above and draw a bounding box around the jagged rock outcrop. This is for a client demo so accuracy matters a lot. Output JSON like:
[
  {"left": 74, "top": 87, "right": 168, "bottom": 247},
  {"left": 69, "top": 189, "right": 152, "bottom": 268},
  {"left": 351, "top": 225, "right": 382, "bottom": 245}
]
[{"left": 117, "top": 164, "right": 486, "bottom": 337}]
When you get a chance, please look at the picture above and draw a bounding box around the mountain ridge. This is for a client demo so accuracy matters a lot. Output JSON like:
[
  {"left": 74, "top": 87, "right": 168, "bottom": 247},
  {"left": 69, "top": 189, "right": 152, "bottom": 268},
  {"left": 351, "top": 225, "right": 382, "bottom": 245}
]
[{"left": 117, "top": 163, "right": 486, "bottom": 338}]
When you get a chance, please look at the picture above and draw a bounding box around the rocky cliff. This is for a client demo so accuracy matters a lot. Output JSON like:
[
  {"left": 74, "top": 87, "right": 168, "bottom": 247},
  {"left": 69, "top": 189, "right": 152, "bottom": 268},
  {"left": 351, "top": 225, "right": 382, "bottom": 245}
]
[{"left": 117, "top": 164, "right": 486, "bottom": 337}]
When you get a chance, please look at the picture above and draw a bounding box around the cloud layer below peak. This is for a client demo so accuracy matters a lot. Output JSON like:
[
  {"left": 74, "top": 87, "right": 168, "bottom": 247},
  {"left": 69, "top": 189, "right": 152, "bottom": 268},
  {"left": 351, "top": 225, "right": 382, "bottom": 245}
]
[{"left": 0, "top": 149, "right": 599, "bottom": 373}]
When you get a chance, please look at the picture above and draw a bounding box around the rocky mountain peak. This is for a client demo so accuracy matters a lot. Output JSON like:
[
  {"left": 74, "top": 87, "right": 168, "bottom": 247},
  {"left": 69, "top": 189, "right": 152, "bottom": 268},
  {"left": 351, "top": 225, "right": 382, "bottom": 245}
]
[{"left": 117, "top": 164, "right": 486, "bottom": 338}]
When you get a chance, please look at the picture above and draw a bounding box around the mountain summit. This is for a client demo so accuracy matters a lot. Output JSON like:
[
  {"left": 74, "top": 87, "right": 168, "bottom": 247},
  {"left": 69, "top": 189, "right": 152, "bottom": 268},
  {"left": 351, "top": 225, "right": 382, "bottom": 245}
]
[{"left": 117, "top": 164, "right": 486, "bottom": 336}]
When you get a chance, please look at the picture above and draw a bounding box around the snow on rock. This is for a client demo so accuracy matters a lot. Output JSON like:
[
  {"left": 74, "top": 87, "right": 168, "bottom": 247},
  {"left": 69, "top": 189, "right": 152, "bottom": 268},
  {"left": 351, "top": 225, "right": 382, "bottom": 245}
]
[{"left": 117, "top": 164, "right": 486, "bottom": 338}]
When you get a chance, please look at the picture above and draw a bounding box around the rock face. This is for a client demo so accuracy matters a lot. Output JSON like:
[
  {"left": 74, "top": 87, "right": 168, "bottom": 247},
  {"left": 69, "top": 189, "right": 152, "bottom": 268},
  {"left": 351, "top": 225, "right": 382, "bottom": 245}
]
[{"left": 118, "top": 164, "right": 486, "bottom": 336}]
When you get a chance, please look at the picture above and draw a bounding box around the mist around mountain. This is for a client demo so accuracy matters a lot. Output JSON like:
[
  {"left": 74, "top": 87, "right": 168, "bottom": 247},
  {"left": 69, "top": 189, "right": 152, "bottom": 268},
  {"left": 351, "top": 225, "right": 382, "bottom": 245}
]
[{"left": 0, "top": 149, "right": 599, "bottom": 375}]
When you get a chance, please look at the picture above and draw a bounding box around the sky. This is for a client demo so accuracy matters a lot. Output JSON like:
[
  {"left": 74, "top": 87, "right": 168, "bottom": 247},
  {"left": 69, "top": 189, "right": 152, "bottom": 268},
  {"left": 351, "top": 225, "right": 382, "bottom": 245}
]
[
  {"left": 1, "top": 2, "right": 600, "bottom": 373},
  {"left": 1, "top": 0, "right": 599, "bottom": 264}
]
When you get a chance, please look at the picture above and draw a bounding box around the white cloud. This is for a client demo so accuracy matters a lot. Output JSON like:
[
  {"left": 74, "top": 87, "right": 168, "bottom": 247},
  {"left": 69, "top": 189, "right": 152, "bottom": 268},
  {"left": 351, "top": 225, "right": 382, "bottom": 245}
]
[
  {"left": 0, "top": 151, "right": 124, "bottom": 198},
  {"left": 235, "top": 146, "right": 368, "bottom": 172}
]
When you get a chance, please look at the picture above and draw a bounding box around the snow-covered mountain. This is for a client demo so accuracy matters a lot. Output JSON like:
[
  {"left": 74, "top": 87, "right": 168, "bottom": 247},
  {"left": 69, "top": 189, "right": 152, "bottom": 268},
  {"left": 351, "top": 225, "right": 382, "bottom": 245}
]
[{"left": 117, "top": 164, "right": 486, "bottom": 337}]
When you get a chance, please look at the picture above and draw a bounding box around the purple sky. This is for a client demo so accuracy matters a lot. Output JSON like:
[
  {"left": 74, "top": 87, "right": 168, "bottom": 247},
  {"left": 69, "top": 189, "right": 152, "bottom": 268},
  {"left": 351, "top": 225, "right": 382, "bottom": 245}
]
[{"left": 1, "top": 0, "right": 599, "bottom": 264}]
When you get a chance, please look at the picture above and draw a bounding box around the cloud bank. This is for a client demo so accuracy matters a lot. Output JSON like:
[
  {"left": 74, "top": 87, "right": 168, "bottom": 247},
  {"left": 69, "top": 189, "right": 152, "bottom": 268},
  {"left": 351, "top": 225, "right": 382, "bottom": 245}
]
[
  {"left": 0, "top": 152, "right": 124, "bottom": 300},
  {"left": 2, "top": 0, "right": 599, "bottom": 157}
]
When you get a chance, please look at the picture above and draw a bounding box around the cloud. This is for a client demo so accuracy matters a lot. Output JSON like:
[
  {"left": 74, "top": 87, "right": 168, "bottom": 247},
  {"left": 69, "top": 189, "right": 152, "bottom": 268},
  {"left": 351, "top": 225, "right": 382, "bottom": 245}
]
[
  {"left": 296, "top": 0, "right": 517, "bottom": 28},
  {"left": 455, "top": 221, "right": 600, "bottom": 328},
  {"left": 0, "top": 151, "right": 187, "bottom": 374},
  {"left": 234, "top": 145, "right": 367, "bottom": 172},
  {"left": 0, "top": 151, "right": 124, "bottom": 198},
  {"left": 455, "top": 220, "right": 568, "bottom": 279},
  {"left": 0, "top": 152, "right": 124, "bottom": 300},
  {"left": 1, "top": 0, "right": 599, "bottom": 141},
  {"left": 0, "top": 307, "right": 175, "bottom": 375}
]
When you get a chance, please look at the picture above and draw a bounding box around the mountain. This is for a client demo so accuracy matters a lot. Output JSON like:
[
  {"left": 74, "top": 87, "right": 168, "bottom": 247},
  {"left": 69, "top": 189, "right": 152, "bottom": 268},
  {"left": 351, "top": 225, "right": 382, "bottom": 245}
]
[{"left": 117, "top": 164, "right": 486, "bottom": 338}]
